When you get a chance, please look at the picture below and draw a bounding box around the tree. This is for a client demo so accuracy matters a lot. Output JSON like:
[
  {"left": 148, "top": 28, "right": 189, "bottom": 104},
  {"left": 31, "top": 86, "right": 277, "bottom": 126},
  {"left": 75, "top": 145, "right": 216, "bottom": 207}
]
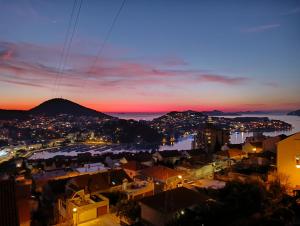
[{"left": 116, "top": 199, "right": 141, "bottom": 224}]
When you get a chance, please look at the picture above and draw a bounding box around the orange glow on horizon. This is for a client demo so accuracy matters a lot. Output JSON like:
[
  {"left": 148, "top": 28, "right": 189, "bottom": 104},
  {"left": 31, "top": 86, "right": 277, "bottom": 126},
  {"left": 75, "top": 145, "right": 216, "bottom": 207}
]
[{"left": 0, "top": 99, "right": 296, "bottom": 113}]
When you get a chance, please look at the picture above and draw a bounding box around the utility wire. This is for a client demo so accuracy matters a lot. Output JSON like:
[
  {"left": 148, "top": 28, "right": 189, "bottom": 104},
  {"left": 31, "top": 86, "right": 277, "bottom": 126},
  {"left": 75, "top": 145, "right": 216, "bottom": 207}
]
[
  {"left": 53, "top": 0, "right": 78, "bottom": 98},
  {"left": 79, "top": 0, "right": 126, "bottom": 94},
  {"left": 56, "top": 0, "right": 84, "bottom": 97}
]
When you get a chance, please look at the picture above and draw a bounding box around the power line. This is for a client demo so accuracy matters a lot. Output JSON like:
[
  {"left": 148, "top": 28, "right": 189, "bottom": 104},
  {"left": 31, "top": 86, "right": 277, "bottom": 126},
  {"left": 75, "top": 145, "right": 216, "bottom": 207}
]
[
  {"left": 52, "top": 0, "right": 78, "bottom": 97},
  {"left": 79, "top": 0, "right": 126, "bottom": 94},
  {"left": 55, "top": 0, "right": 84, "bottom": 97}
]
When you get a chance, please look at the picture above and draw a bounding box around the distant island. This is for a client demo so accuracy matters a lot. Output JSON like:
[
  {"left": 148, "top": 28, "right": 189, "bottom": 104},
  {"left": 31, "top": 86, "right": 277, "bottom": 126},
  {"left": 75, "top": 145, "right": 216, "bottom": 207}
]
[
  {"left": 151, "top": 110, "right": 292, "bottom": 140},
  {"left": 0, "top": 99, "right": 292, "bottom": 147},
  {"left": 201, "top": 110, "right": 274, "bottom": 116},
  {"left": 287, "top": 109, "right": 300, "bottom": 116}
]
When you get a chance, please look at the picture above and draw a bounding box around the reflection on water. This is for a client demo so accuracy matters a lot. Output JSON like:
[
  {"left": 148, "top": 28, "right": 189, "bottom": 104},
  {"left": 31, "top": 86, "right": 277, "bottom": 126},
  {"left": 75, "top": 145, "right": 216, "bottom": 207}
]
[
  {"left": 223, "top": 114, "right": 300, "bottom": 144},
  {"left": 159, "top": 135, "right": 194, "bottom": 151},
  {"left": 110, "top": 113, "right": 300, "bottom": 144},
  {"left": 30, "top": 136, "right": 194, "bottom": 160},
  {"left": 30, "top": 114, "right": 300, "bottom": 159}
]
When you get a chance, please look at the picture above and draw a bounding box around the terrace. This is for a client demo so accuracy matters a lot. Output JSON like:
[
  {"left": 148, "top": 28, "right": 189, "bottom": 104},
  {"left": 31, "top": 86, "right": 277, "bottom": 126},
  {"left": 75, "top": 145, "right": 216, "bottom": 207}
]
[
  {"left": 58, "top": 190, "right": 109, "bottom": 226},
  {"left": 123, "top": 180, "right": 154, "bottom": 199}
]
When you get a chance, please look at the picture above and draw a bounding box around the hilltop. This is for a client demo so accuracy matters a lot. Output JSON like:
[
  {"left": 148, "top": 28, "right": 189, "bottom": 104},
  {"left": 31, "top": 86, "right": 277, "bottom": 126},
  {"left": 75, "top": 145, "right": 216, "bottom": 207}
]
[
  {"left": 0, "top": 98, "right": 112, "bottom": 120},
  {"left": 287, "top": 109, "right": 300, "bottom": 116}
]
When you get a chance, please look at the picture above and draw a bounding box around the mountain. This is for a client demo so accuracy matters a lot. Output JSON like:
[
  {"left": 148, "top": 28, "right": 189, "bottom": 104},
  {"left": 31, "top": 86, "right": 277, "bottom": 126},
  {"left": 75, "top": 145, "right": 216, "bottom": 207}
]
[
  {"left": 0, "top": 109, "right": 27, "bottom": 120},
  {"left": 29, "top": 98, "right": 111, "bottom": 118},
  {"left": 0, "top": 98, "right": 112, "bottom": 120},
  {"left": 287, "top": 109, "right": 300, "bottom": 116}
]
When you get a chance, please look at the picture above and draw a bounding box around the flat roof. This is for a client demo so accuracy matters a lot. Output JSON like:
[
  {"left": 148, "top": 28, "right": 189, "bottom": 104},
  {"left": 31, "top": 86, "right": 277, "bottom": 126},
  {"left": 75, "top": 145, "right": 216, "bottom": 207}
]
[{"left": 139, "top": 187, "right": 208, "bottom": 213}]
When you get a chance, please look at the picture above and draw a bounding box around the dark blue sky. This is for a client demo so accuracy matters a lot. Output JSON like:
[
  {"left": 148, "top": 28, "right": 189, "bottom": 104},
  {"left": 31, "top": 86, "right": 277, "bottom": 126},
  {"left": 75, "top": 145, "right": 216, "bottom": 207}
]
[{"left": 0, "top": 0, "right": 299, "bottom": 112}]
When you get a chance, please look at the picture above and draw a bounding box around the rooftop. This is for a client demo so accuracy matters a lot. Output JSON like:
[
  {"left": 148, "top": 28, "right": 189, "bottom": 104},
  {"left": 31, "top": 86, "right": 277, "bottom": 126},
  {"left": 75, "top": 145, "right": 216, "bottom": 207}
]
[
  {"left": 139, "top": 187, "right": 208, "bottom": 213},
  {"left": 140, "top": 165, "right": 184, "bottom": 181},
  {"left": 69, "top": 169, "right": 133, "bottom": 193},
  {"left": 121, "top": 160, "right": 147, "bottom": 171}
]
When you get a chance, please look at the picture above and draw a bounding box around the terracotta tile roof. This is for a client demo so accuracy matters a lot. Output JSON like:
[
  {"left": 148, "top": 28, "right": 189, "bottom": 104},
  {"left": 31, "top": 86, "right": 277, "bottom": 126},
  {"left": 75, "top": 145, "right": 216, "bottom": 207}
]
[
  {"left": 140, "top": 165, "right": 184, "bottom": 181},
  {"left": 139, "top": 187, "right": 208, "bottom": 213},
  {"left": 121, "top": 161, "right": 147, "bottom": 171}
]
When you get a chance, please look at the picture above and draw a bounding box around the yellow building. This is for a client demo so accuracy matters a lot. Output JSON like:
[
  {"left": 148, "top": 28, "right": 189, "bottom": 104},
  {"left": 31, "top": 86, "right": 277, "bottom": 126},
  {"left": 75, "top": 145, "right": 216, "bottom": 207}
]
[
  {"left": 277, "top": 132, "right": 300, "bottom": 192},
  {"left": 58, "top": 190, "right": 109, "bottom": 226}
]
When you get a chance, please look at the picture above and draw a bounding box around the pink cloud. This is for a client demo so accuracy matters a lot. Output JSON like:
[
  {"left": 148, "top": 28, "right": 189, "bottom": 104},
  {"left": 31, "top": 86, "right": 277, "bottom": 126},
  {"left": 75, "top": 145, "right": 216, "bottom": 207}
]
[
  {"left": 0, "top": 41, "right": 250, "bottom": 91},
  {"left": 197, "top": 74, "right": 249, "bottom": 85},
  {"left": 0, "top": 49, "right": 14, "bottom": 61}
]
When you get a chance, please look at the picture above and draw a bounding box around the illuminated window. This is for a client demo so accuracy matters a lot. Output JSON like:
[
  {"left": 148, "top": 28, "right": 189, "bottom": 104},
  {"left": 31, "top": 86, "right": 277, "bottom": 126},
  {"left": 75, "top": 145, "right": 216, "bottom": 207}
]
[{"left": 296, "top": 156, "right": 300, "bottom": 168}]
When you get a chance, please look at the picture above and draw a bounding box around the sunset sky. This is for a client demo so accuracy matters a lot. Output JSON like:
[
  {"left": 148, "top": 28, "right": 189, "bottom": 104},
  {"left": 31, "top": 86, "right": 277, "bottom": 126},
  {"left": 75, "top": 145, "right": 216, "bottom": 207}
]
[{"left": 0, "top": 0, "right": 299, "bottom": 112}]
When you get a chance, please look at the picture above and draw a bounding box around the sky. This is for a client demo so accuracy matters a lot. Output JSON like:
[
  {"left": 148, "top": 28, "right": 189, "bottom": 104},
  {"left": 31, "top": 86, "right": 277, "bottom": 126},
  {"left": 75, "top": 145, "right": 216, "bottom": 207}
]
[{"left": 0, "top": 0, "right": 299, "bottom": 112}]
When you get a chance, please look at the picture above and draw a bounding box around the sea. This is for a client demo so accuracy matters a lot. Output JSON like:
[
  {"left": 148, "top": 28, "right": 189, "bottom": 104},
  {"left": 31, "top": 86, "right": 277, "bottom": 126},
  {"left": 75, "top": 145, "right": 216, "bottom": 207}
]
[
  {"left": 29, "top": 113, "right": 300, "bottom": 160},
  {"left": 110, "top": 113, "right": 300, "bottom": 143}
]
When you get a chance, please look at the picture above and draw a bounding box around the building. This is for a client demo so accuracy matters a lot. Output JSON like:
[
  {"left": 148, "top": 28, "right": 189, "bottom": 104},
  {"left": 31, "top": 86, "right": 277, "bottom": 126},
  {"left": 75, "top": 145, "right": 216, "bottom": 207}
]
[
  {"left": 193, "top": 121, "right": 230, "bottom": 153},
  {"left": 263, "top": 134, "right": 287, "bottom": 152},
  {"left": 0, "top": 179, "right": 19, "bottom": 226},
  {"left": 215, "top": 148, "right": 247, "bottom": 161},
  {"left": 245, "top": 132, "right": 266, "bottom": 143},
  {"left": 58, "top": 189, "right": 109, "bottom": 226},
  {"left": 139, "top": 187, "right": 208, "bottom": 226},
  {"left": 75, "top": 162, "right": 107, "bottom": 174},
  {"left": 140, "top": 165, "right": 185, "bottom": 192},
  {"left": 66, "top": 169, "right": 133, "bottom": 194},
  {"left": 15, "top": 176, "right": 32, "bottom": 226},
  {"left": 242, "top": 141, "right": 263, "bottom": 153},
  {"left": 152, "top": 150, "right": 182, "bottom": 165},
  {"left": 176, "top": 159, "right": 215, "bottom": 180},
  {"left": 56, "top": 169, "right": 132, "bottom": 224},
  {"left": 33, "top": 168, "right": 79, "bottom": 193},
  {"left": 123, "top": 180, "right": 154, "bottom": 200},
  {"left": 121, "top": 160, "right": 148, "bottom": 179},
  {"left": 125, "top": 152, "right": 154, "bottom": 167},
  {"left": 0, "top": 177, "right": 32, "bottom": 226},
  {"left": 277, "top": 132, "right": 300, "bottom": 193}
]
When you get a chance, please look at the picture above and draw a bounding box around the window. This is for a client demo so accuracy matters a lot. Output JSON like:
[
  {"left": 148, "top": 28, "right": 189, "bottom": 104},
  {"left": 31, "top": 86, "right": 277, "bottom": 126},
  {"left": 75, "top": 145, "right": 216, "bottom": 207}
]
[{"left": 296, "top": 156, "right": 300, "bottom": 168}]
